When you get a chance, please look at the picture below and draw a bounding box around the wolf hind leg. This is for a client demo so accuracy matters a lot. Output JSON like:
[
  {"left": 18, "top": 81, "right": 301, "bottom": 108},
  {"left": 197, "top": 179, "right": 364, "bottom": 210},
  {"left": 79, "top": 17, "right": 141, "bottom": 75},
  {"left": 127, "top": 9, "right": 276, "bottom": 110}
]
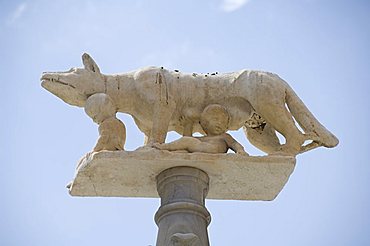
[
  {"left": 257, "top": 104, "right": 306, "bottom": 156},
  {"left": 299, "top": 141, "right": 321, "bottom": 154}
]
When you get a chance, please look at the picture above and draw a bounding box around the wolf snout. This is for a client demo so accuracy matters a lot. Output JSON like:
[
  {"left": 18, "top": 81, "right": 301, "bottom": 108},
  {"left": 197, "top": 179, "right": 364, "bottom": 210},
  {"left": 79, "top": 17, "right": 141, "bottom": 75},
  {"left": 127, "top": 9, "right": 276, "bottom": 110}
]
[{"left": 40, "top": 73, "right": 58, "bottom": 81}]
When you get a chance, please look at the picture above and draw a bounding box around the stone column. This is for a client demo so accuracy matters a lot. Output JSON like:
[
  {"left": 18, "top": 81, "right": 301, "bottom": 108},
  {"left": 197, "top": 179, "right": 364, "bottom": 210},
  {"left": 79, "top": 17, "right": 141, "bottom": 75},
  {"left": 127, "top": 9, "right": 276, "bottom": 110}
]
[{"left": 155, "top": 166, "right": 211, "bottom": 246}]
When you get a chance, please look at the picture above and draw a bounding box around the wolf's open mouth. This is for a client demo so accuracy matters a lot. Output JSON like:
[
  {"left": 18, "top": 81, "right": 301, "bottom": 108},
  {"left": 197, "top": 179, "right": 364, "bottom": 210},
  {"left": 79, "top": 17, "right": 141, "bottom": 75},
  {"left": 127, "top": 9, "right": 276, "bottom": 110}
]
[{"left": 42, "top": 77, "right": 76, "bottom": 89}]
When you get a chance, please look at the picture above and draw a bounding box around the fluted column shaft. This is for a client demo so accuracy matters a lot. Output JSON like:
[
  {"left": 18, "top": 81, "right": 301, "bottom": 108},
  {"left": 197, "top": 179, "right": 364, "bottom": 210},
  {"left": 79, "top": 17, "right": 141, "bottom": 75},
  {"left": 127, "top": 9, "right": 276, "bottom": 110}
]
[{"left": 155, "top": 166, "right": 211, "bottom": 246}]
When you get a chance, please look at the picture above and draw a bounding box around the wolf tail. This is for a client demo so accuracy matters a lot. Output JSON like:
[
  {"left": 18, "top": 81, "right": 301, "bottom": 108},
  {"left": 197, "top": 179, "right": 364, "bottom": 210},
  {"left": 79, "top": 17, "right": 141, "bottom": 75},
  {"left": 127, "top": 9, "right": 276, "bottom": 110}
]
[{"left": 285, "top": 85, "right": 339, "bottom": 151}]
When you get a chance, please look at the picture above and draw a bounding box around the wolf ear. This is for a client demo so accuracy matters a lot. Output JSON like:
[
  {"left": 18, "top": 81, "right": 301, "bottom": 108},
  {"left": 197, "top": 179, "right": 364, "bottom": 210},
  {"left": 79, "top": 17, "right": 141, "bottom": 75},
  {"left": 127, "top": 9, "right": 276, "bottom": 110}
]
[{"left": 82, "top": 53, "right": 101, "bottom": 74}]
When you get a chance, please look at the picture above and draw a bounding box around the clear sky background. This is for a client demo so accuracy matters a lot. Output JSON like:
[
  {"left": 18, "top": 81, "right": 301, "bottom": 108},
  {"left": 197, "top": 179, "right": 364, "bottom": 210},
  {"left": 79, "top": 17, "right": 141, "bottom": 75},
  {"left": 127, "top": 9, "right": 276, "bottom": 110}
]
[{"left": 1, "top": 0, "right": 369, "bottom": 245}]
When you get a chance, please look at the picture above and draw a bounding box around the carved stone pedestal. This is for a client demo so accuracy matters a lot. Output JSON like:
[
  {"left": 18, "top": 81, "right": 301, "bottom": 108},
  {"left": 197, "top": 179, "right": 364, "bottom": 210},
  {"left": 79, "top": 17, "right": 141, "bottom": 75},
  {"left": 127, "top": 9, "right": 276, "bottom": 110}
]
[
  {"left": 68, "top": 150, "right": 296, "bottom": 245},
  {"left": 155, "top": 166, "right": 211, "bottom": 246}
]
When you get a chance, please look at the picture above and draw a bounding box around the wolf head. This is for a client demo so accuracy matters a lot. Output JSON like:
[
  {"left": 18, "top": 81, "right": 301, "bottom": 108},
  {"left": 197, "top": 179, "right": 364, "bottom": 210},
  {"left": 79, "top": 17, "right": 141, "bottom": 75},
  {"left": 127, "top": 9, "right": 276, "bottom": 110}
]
[{"left": 41, "top": 53, "right": 105, "bottom": 107}]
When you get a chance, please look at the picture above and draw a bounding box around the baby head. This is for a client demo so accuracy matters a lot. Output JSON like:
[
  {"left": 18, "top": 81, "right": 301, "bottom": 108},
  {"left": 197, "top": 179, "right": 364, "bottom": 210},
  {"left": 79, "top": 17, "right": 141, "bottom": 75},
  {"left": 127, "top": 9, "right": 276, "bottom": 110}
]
[
  {"left": 84, "top": 93, "right": 116, "bottom": 124},
  {"left": 200, "top": 104, "right": 230, "bottom": 135}
]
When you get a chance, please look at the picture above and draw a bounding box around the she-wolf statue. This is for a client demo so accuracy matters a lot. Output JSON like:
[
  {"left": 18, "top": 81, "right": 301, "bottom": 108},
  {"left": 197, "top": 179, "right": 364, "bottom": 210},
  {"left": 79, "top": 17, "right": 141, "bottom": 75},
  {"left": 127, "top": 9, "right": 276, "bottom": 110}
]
[{"left": 41, "top": 53, "right": 338, "bottom": 156}]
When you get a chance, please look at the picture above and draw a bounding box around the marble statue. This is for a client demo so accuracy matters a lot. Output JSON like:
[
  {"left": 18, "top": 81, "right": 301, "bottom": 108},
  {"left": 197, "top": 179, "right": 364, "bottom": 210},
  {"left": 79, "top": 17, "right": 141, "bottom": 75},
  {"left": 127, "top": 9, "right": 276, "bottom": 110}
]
[
  {"left": 41, "top": 53, "right": 338, "bottom": 156},
  {"left": 84, "top": 93, "right": 126, "bottom": 152},
  {"left": 153, "top": 104, "right": 248, "bottom": 155}
]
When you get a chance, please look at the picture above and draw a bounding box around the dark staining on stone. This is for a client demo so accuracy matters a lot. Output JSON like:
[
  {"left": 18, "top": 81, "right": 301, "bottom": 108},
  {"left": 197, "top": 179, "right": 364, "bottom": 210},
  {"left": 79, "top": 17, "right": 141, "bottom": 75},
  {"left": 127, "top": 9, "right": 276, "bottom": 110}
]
[{"left": 252, "top": 122, "right": 266, "bottom": 131}]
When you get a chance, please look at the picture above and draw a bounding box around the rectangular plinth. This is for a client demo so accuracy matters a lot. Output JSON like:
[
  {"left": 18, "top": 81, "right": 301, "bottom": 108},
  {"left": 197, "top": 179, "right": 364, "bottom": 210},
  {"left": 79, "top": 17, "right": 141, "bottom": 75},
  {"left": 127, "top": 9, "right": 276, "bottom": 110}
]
[{"left": 69, "top": 150, "right": 296, "bottom": 201}]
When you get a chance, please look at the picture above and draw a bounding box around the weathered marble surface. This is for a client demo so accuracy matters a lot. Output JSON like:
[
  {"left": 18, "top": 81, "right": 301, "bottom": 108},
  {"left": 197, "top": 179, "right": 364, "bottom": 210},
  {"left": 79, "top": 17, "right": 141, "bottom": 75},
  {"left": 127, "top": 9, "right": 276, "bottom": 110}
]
[
  {"left": 41, "top": 53, "right": 338, "bottom": 156},
  {"left": 84, "top": 93, "right": 126, "bottom": 151},
  {"left": 69, "top": 149, "right": 296, "bottom": 201},
  {"left": 153, "top": 104, "right": 247, "bottom": 155},
  {"left": 155, "top": 167, "right": 210, "bottom": 246}
]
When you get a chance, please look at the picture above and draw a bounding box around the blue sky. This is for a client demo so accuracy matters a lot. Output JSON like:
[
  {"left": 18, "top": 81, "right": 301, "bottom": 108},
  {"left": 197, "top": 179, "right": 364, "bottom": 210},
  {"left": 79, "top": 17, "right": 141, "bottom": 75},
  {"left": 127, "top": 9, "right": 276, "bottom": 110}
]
[{"left": 1, "top": 0, "right": 370, "bottom": 245}]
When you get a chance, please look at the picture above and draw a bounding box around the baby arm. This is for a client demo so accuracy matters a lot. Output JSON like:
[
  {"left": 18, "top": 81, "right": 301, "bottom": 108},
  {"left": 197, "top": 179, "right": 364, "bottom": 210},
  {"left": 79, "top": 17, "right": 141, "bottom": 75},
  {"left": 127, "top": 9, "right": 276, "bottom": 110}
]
[{"left": 224, "top": 133, "right": 249, "bottom": 155}]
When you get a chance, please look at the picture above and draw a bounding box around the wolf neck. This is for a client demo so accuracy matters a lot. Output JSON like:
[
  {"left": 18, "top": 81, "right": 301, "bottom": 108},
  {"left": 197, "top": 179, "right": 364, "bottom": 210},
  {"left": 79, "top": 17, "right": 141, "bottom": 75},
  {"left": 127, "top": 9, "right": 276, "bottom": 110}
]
[{"left": 103, "top": 73, "right": 136, "bottom": 114}]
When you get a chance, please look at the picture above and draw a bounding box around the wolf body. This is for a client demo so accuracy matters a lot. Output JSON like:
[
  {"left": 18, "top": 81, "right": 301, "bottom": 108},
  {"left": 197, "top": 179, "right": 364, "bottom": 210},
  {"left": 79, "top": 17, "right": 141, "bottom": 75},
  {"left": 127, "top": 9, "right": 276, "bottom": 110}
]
[{"left": 41, "top": 53, "right": 338, "bottom": 155}]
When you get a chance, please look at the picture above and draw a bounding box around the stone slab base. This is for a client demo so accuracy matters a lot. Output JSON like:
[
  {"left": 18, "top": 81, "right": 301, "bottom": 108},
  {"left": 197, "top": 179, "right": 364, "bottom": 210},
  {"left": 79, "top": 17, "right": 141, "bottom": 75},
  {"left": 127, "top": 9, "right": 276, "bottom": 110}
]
[{"left": 68, "top": 149, "right": 296, "bottom": 201}]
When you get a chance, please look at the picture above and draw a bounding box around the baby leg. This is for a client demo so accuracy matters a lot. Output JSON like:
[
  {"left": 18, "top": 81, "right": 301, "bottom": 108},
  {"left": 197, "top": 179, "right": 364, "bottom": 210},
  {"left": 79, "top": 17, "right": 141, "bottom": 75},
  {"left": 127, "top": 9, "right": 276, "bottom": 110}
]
[{"left": 154, "top": 136, "right": 203, "bottom": 152}]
